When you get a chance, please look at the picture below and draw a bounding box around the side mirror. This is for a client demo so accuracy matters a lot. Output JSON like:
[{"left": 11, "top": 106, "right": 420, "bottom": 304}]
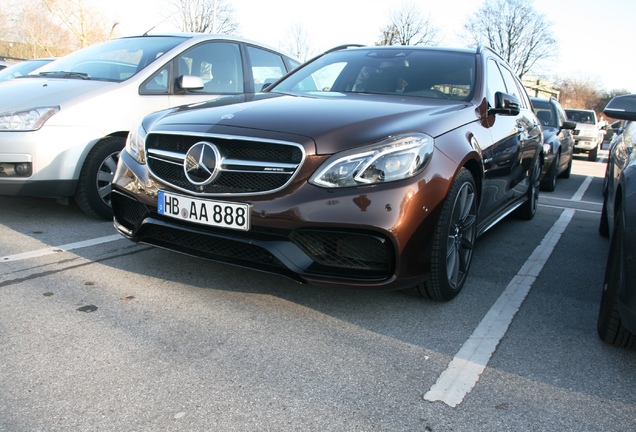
[
  {"left": 604, "top": 94, "right": 636, "bottom": 121},
  {"left": 489, "top": 92, "right": 521, "bottom": 116},
  {"left": 177, "top": 74, "right": 204, "bottom": 91},
  {"left": 561, "top": 120, "right": 576, "bottom": 130}
]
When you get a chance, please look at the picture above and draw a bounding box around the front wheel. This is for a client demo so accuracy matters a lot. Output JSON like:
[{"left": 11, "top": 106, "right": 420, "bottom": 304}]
[
  {"left": 599, "top": 196, "right": 610, "bottom": 237},
  {"left": 559, "top": 155, "right": 572, "bottom": 179},
  {"left": 74, "top": 136, "right": 124, "bottom": 220},
  {"left": 597, "top": 209, "right": 636, "bottom": 347},
  {"left": 588, "top": 145, "right": 598, "bottom": 162},
  {"left": 540, "top": 152, "right": 559, "bottom": 192},
  {"left": 515, "top": 156, "right": 541, "bottom": 220},
  {"left": 415, "top": 168, "right": 477, "bottom": 301}
]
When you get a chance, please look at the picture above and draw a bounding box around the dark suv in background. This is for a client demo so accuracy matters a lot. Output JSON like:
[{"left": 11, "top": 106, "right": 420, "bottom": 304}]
[
  {"left": 531, "top": 97, "right": 576, "bottom": 191},
  {"left": 112, "top": 44, "right": 542, "bottom": 301}
]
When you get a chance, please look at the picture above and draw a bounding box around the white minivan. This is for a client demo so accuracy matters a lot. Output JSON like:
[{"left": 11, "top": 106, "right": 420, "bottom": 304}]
[{"left": 0, "top": 34, "right": 299, "bottom": 218}]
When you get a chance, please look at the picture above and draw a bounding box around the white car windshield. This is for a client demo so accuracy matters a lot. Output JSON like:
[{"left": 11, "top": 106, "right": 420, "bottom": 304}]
[{"left": 34, "top": 36, "right": 187, "bottom": 82}]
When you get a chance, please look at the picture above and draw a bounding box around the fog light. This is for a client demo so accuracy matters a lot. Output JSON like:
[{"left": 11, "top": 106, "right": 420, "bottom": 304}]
[
  {"left": 15, "top": 163, "right": 30, "bottom": 176},
  {"left": 0, "top": 162, "right": 32, "bottom": 177}
]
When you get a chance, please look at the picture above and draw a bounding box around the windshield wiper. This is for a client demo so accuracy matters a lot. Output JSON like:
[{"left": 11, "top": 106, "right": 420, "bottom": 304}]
[{"left": 36, "top": 71, "right": 90, "bottom": 80}]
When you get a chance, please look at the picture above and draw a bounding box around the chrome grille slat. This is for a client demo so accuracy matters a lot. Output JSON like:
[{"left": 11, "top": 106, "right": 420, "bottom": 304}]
[{"left": 146, "top": 132, "right": 305, "bottom": 196}]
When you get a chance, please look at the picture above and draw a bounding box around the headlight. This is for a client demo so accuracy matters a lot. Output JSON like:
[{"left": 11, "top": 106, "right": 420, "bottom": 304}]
[
  {"left": 0, "top": 106, "right": 59, "bottom": 131},
  {"left": 310, "top": 133, "right": 434, "bottom": 187},
  {"left": 543, "top": 143, "right": 552, "bottom": 154},
  {"left": 126, "top": 120, "right": 148, "bottom": 164}
]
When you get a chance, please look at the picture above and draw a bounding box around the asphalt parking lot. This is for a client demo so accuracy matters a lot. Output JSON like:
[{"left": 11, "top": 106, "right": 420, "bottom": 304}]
[{"left": 1, "top": 144, "right": 635, "bottom": 431}]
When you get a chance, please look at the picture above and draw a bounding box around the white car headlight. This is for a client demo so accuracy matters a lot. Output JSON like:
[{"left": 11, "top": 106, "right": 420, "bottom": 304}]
[
  {"left": 0, "top": 106, "right": 59, "bottom": 131},
  {"left": 310, "top": 133, "right": 434, "bottom": 187},
  {"left": 126, "top": 120, "right": 148, "bottom": 164}
]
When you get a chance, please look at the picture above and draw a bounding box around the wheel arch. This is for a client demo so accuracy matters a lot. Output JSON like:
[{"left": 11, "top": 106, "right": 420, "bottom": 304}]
[
  {"left": 462, "top": 157, "right": 483, "bottom": 204},
  {"left": 71, "top": 131, "right": 129, "bottom": 180}
]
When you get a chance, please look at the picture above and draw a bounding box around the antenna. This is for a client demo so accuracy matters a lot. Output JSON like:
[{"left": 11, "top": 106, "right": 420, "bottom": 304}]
[{"left": 143, "top": 15, "right": 173, "bottom": 36}]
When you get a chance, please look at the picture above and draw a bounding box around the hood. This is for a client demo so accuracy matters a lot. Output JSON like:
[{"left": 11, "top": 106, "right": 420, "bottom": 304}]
[
  {"left": 0, "top": 77, "right": 114, "bottom": 111},
  {"left": 154, "top": 93, "right": 477, "bottom": 154}
]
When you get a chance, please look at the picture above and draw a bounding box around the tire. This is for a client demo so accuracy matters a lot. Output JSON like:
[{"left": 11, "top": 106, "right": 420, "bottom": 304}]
[
  {"left": 559, "top": 155, "right": 572, "bottom": 179},
  {"left": 588, "top": 145, "right": 598, "bottom": 162},
  {"left": 414, "top": 168, "right": 477, "bottom": 301},
  {"left": 515, "top": 156, "right": 541, "bottom": 220},
  {"left": 599, "top": 196, "right": 610, "bottom": 237},
  {"left": 597, "top": 209, "right": 636, "bottom": 347},
  {"left": 540, "top": 152, "right": 559, "bottom": 192},
  {"left": 74, "top": 136, "right": 124, "bottom": 220}
]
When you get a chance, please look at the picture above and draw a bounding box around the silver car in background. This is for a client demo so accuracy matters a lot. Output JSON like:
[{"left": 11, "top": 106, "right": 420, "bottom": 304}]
[{"left": 0, "top": 34, "right": 299, "bottom": 218}]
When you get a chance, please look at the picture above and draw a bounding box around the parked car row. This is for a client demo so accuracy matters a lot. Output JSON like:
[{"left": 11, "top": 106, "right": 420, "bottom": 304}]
[{"left": 9, "top": 34, "right": 625, "bottom": 311}]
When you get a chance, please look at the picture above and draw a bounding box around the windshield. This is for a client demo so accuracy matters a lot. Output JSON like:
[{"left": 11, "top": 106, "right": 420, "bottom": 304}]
[
  {"left": 532, "top": 100, "right": 557, "bottom": 127},
  {"left": 270, "top": 48, "right": 476, "bottom": 101},
  {"left": 565, "top": 109, "right": 596, "bottom": 125},
  {"left": 36, "top": 36, "right": 188, "bottom": 82},
  {"left": 0, "top": 59, "right": 53, "bottom": 81}
]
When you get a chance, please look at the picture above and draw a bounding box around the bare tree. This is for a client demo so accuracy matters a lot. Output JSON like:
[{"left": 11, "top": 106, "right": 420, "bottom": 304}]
[
  {"left": 172, "top": 0, "right": 240, "bottom": 34},
  {"left": 10, "top": 3, "right": 73, "bottom": 57},
  {"left": 0, "top": 0, "right": 101, "bottom": 59},
  {"left": 43, "top": 0, "right": 119, "bottom": 49},
  {"left": 377, "top": 2, "right": 440, "bottom": 46},
  {"left": 462, "top": 0, "right": 557, "bottom": 79},
  {"left": 556, "top": 73, "right": 602, "bottom": 109},
  {"left": 280, "top": 23, "right": 314, "bottom": 62}
]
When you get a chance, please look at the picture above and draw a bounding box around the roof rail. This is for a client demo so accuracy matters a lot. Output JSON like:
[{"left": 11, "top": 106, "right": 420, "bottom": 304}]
[
  {"left": 301, "top": 44, "right": 365, "bottom": 65},
  {"left": 323, "top": 44, "right": 365, "bottom": 54}
]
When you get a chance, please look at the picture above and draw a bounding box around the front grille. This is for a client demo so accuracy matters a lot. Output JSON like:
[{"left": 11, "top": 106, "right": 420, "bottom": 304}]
[
  {"left": 146, "top": 133, "right": 304, "bottom": 195},
  {"left": 291, "top": 230, "right": 393, "bottom": 277}
]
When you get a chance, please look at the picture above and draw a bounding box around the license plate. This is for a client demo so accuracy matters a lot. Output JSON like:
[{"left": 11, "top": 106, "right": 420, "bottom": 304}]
[{"left": 157, "top": 190, "right": 250, "bottom": 231}]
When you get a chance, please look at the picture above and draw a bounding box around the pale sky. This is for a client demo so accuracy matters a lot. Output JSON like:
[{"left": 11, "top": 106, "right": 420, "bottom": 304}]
[{"left": 102, "top": 0, "right": 634, "bottom": 93}]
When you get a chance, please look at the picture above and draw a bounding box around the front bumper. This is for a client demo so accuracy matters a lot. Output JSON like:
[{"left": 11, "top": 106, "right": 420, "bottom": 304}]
[
  {"left": 112, "top": 148, "right": 453, "bottom": 290},
  {"left": 0, "top": 125, "right": 101, "bottom": 197},
  {"left": 573, "top": 139, "right": 598, "bottom": 152}
]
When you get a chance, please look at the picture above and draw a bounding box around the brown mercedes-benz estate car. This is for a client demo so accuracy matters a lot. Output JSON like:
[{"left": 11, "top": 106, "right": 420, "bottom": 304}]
[{"left": 111, "top": 45, "right": 543, "bottom": 301}]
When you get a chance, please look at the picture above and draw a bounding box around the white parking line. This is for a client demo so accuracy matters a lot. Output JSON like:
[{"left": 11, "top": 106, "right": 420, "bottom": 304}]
[
  {"left": 572, "top": 176, "right": 593, "bottom": 201},
  {"left": 425, "top": 175, "right": 596, "bottom": 407},
  {"left": 425, "top": 208, "right": 576, "bottom": 407},
  {"left": 1, "top": 234, "right": 122, "bottom": 263}
]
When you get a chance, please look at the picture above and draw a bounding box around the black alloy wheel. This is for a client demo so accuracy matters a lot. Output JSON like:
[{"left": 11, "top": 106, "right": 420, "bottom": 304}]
[
  {"left": 541, "top": 152, "right": 559, "bottom": 192},
  {"left": 416, "top": 168, "right": 477, "bottom": 301},
  {"left": 516, "top": 156, "right": 541, "bottom": 220},
  {"left": 559, "top": 153, "right": 572, "bottom": 179}
]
